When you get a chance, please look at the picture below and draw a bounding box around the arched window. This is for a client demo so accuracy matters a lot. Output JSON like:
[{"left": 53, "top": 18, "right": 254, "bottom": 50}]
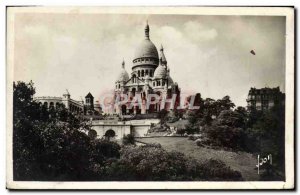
[
  {"left": 118, "top": 84, "right": 120, "bottom": 88},
  {"left": 138, "top": 70, "right": 140, "bottom": 77},
  {"left": 141, "top": 70, "right": 144, "bottom": 77},
  {"left": 132, "top": 75, "right": 136, "bottom": 83},
  {"left": 150, "top": 70, "right": 153, "bottom": 77},
  {"left": 153, "top": 82, "right": 155, "bottom": 86},
  {"left": 146, "top": 69, "right": 149, "bottom": 75},
  {"left": 43, "top": 102, "right": 48, "bottom": 108},
  {"left": 162, "top": 81, "right": 165, "bottom": 86}
]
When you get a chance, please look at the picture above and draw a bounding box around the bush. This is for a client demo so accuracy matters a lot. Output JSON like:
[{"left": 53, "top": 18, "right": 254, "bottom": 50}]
[
  {"left": 122, "top": 134, "right": 135, "bottom": 145},
  {"left": 188, "top": 135, "right": 196, "bottom": 141},
  {"left": 90, "top": 140, "right": 121, "bottom": 164},
  {"left": 200, "top": 159, "right": 243, "bottom": 181},
  {"left": 195, "top": 139, "right": 204, "bottom": 147},
  {"left": 176, "top": 128, "right": 186, "bottom": 136},
  {"left": 88, "top": 129, "right": 97, "bottom": 139},
  {"left": 99, "top": 145, "right": 243, "bottom": 181},
  {"left": 144, "top": 143, "right": 162, "bottom": 148}
]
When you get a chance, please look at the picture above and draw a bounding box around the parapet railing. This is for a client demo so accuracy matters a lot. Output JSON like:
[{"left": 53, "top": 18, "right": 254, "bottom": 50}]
[{"left": 33, "top": 96, "right": 62, "bottom": 101}]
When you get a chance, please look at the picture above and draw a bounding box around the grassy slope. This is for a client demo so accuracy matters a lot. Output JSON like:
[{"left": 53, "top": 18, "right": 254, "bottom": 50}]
[{"left": 136, "top": 137, "right": 259, "bottom": 181}]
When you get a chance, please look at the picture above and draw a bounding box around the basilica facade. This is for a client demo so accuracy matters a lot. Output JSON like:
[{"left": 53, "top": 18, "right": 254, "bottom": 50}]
[{"left": 114, "top": 22, "right": 180, "bottom": 115}]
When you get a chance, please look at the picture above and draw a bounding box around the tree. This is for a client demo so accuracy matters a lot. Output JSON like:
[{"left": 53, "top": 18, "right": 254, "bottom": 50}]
[
  {"left": 185, "top": 110, "right": 200, "bottom": 134},
  {"left": 250, "top": 104, "right": 285, "bottom": 179},
  {"left": 201, "top": 98, "right": 216, "bottom": 125},
  {"left": 215, "top": 96, "right": 235, "bottom": 116},
  {"left": 13, "top": 81, "right": 96, "bottom": 181},
  {"left": 205, "top": 109, "right": 246, "bottom": 149}
]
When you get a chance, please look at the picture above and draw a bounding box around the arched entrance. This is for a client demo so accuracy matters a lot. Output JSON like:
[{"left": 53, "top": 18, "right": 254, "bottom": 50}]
[{"left": 104, "top": 129, "right": 116, "bottom": 141}]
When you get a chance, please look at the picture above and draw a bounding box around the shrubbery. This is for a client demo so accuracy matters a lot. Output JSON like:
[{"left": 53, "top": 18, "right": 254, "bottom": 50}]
[
  {"left": 188, "top": 134, "right": 195, "bottom": 140},
  {"left": 122, "top": 134, "right": 135, "bottom": 145},
  {"left": 195, "top": 139, "right": 203, "bottom": 147},
  {"left": 176, "top": 128, "right": 186, "bottom": 136},
  {"left": 187, "top": 99, "right": 285, "bottom": 180},
  {"left": 99, "top": 145, "right": 243, "bottom": 181}
]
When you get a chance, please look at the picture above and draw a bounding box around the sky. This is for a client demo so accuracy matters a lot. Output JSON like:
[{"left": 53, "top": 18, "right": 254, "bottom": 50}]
[{"left": 13, "top": 13, "right": 286, "bottom": 107}]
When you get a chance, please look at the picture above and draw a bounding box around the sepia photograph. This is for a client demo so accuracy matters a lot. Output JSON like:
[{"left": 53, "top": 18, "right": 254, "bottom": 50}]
[{"left": 6, "top": 6, "right": 294, "bottom": 189}]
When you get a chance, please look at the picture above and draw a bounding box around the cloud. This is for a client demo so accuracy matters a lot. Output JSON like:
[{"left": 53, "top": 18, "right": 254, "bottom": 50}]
[
  {"left": 13, "top": 14, "right": 285, "bottom": 107},
  {"left": 183, "top": 21, "right": 218, "bottom": 42}
]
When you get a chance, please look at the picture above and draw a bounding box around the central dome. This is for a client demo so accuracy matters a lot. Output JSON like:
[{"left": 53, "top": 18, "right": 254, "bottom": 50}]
[
  {"left": 134, "top": 39, "right": 159, "bottom": 59},
  {"left": 132, "top": 22, "right": 159, "bottom": 69}
]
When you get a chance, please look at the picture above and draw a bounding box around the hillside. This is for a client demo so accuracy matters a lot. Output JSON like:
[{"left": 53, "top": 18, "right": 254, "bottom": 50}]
[{"left": 136, "top": 137, "right": 259, "bottom": 181}]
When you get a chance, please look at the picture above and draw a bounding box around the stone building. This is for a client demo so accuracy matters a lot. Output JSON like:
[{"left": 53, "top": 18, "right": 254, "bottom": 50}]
[
  {"left": 246, "top": 87, "right": 285, "bottom": 111},
  {"left": 114, "top": 22, "right": 180, "bottom": 115},
  {"left": 34, "top": 90, "right": 102, "bottom": 115}
]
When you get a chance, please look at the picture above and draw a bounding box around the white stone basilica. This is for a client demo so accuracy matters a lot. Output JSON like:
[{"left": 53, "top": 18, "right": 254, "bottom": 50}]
[{"left": 114, "top": 22, "right": 180, "bottom": 115}]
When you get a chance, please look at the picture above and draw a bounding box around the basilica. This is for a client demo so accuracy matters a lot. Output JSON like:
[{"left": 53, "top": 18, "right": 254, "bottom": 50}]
[
  {"left": 34, "top": 22, "right": 181, "bottom": 117},
  {"left": 114, "top": 22, "right": 181, "bottom": 115}
]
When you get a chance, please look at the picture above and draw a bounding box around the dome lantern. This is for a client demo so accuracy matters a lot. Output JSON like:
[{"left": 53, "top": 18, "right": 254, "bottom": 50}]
[
  {"left": 122, "top": 59, "right": 125, "bottom": 69},
  {"left": 145, "top": 20, "right": 150, "bottom": 40}
]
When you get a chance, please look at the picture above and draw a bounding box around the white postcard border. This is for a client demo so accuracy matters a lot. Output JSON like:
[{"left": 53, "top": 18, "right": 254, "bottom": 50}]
[{"left": 6, "top": 6, "right": 294, "bottom": 190}]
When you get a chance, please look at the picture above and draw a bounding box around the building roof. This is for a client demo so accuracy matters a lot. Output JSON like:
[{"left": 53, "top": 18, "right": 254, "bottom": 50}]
[
  {"left": 133, "top": 23, "right": 159, "bottom": 60},
  {"left": 248, "top": 87, "right": 282, "bottom": 95},
  {"left": 154, "top": 63, "right": 167, "bottom": 79},
  {"left": 134, "top": 39, "right": 159, "bottom": 60},
  {"left": 85, "top": 92, "right": 94, "bottom": 98},
  {"left": 117, "top": 60, "right": 130, "bottom": 82}
]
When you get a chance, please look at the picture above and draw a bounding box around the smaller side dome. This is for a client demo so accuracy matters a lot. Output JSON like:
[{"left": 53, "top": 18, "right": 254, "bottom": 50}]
[
  {"left": 168, "top": 76, "right": 174, "bottom": 85},
  {"left": 154, "top": 62, "right": 167, "bottom": 79},
  {"left": 117, "top": 60, "right": 129, "bottom": 82}
]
